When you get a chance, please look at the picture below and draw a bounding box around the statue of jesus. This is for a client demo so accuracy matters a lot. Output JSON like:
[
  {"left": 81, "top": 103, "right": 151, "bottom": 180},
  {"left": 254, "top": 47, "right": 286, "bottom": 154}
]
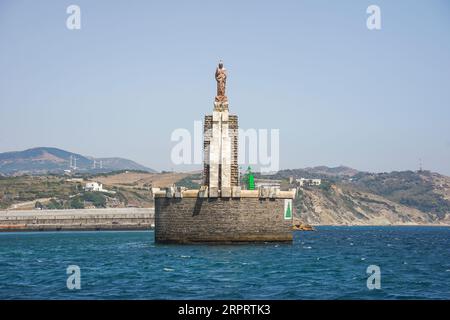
[{"left": 215, "top": 61, "right": 227, "bottom": 103}]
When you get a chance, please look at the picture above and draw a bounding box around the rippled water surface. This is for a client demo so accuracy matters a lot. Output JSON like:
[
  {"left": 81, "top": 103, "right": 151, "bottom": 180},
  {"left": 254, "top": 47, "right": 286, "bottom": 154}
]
[{"left": 0, "top": 226, "right": 449, "bottom": 299}]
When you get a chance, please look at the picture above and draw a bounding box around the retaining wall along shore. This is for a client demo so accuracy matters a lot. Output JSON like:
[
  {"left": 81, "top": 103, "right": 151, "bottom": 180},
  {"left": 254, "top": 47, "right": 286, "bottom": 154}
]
[{"left": 0, "top": 208, "right": 154, "bottom": 232}]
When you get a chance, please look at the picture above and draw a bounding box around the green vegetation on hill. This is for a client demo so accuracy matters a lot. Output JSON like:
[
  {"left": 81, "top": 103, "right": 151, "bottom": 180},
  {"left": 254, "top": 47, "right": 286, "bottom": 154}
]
[
  {"left": 0, "top": 175, "right": 80, "bottom": 209},
  {"left": 34, "top": 191, "right": 109, "bottom": 210},
  {"left": 259, "top": 166, "right": 358, "bottom": 182},
  {"left": 349, "top": 171, "right": 450, "bottom": 218},
  {"left": 69, "top": 192, "right": 107, "bottom": 208},
  {"left": 88, "top": 169, "right": 152, "bottom": 178},
  {"left": 0, "top": 175, "right": 153, "bottom": 210},
  {"left": 175, "top": 174, "right": 202, "bottom": 189}
]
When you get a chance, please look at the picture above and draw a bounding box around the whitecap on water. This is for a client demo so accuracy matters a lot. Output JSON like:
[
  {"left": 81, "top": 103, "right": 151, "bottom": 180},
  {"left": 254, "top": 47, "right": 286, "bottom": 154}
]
[
  {"left": 303, "top": 246, "right": 312, "bottom": 249},
  {"left": 361, "top": 257, "right": 366, "bottom": 261},
  {"left": 163, "top": 268, "right": 174, "bottom": 272},
  {"left": 180, "top": 255, "right": 190, "bottom": 258}
]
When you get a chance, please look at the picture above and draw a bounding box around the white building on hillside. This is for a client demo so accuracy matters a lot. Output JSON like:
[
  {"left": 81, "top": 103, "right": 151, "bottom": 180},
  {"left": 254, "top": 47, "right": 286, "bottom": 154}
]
[
  {"left": 254, "top": 179, "right": 282, "bottom": 188},
  {"left": 296, "top": 178, "right": 321, "bottom": 187},
  {"left": 84, "top": 182, "right": 107, "bottom": 192}
]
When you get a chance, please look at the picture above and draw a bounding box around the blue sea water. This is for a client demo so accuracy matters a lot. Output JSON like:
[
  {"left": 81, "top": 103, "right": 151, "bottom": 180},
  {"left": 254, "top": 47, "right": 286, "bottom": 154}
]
[{"left": 0, "top": 226, "right": 449, "bottom": 300}]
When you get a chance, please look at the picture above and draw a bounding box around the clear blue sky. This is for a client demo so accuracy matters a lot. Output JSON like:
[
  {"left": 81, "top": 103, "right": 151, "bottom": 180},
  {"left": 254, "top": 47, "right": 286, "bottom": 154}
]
[{"left": 1, "top": 0, "right": 449, "bottom": 174}]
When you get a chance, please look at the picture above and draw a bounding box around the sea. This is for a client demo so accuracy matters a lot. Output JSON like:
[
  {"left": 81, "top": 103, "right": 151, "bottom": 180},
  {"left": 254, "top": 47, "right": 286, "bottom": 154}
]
[{"left": 0, "top": 226, "right": 449, "bottom": 299}]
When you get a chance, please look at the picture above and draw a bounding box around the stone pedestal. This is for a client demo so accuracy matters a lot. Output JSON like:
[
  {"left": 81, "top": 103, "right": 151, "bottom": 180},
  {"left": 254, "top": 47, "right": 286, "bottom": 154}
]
[
  {"left": 203, "top": 102, "right": 238, "bottom": 193},
  {"left": 154, "top": 62, "right": 297, "bottom": 244}
]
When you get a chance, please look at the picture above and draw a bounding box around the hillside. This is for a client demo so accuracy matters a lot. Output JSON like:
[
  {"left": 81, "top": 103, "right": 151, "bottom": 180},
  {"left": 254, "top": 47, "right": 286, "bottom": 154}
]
[
  {"left": 1, "top": 165, "right": 449, "bottom": 225},
  {"left": 93, "top": 171, "right": 191, "bottom": 188},
  {"left": 257, "top": 165, "right": 359, "bottom": 181},
  {"left": 290, "top": 169, "right": 450, "bottom": 225},
  {"left": 345, "top": 170, "right": 450, "bottom": 218},
  {"left": 0, "top": 171, "right": 189, "bottom": 210},
  {"left": 94, "top": 157, "right": 152, "bottom": 172},
  {"left": 296, "top": 184, "right": 449, "bottom": 225},
  {"left": 0, "top": 147, "right": 155, "bottom": 175}
]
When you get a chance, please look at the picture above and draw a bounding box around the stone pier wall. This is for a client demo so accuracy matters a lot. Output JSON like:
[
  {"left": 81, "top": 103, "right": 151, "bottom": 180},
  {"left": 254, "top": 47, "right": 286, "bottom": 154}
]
[
  {"left": 154, "top": 195, "right": 293, "bottom": 243},
  {"left": 0, "top": 208, "right": 154, "bottom": 232}
]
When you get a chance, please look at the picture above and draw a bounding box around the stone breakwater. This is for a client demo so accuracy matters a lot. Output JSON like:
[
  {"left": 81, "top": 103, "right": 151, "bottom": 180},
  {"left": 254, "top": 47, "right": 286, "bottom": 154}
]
[{"left": 0, "top": 208, "right": 154, "bottom": 232}]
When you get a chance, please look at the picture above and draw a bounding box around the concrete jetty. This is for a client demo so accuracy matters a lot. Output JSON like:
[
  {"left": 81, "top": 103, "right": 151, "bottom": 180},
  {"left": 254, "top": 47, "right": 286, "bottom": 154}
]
[{"left": 0, "top": 208, "right": 154, "bottom": 232}]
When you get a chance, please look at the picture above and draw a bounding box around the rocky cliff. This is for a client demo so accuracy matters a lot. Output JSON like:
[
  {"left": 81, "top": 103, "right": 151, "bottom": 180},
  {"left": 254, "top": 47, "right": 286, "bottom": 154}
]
[{"left": 294, "top": 170, "right": 450, "bottom": 225}]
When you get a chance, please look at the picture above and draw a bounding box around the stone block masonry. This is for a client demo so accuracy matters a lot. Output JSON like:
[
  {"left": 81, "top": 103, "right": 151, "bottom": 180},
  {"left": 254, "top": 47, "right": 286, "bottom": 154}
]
[
  {"left": 229, "top": 115, "right": 239, "bottom": 186},
  {"left": 155, "top": 195, "right": 293, "bottom": 243},
  {"left": 203, "top": 108, "right": 239, "bottom": 191}
]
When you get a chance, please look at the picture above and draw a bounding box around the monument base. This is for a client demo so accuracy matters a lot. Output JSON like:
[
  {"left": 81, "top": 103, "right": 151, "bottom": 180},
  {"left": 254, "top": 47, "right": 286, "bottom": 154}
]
[{"left": 154, "top": 190, "right": 295, "bottom": 244}]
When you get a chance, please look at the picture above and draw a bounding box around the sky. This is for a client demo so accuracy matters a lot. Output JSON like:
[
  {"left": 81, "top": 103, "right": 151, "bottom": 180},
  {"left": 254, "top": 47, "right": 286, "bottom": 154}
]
[{"left": 0, "top": 0, "right": 449, "bottom": 174}]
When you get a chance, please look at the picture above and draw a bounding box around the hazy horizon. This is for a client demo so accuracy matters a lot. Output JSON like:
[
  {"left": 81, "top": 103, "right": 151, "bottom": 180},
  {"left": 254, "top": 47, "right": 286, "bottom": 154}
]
[{"left": 1, "top": 1, "right": 449, "bottom": 175}]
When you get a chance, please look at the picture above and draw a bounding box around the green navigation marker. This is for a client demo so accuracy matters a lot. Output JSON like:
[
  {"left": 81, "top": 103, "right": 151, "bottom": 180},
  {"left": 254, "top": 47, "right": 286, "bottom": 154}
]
[
  {"left": 244, "top": 166, "right": 255, "bottom": 190},
  {"left": 284, "top": 199, "right": 292, "bottom": 219}
]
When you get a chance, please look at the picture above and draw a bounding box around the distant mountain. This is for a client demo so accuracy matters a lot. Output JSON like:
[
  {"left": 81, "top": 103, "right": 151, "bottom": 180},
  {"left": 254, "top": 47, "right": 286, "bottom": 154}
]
[
  {"left": 93, "top": 157, "right": 153, "bottom": 172},
  {"left": 303, "top": 165, "right": 360, "bottom": 177},
  {"left": 0, "top": 147, "right": 156, "bottom": 175}
]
